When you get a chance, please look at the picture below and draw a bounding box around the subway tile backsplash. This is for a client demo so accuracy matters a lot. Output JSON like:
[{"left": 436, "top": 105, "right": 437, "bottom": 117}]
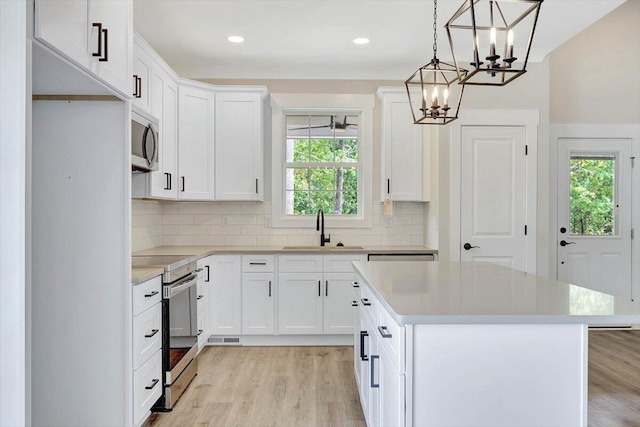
[{"left": 132, "top": 200, "right": 425, "bottom": 252}]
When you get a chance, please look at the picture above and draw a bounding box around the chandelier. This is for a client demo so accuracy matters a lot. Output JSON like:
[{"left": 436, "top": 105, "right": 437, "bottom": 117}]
[
  {"left": 445, "top": 0, "right": 543, "bottom": 86},
  {"left": 405, "top": 0, "right": 468, "bottom": 125}
]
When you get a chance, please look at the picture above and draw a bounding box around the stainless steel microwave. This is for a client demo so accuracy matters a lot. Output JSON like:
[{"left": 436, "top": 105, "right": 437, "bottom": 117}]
[{"left": 131, "top": 108, "right": 159, "bottom": 173}]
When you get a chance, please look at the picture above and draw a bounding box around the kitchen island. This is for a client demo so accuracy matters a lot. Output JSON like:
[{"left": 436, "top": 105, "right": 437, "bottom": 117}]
[{"left": 352, "top": 261, "right": 640, "bottom": 427}]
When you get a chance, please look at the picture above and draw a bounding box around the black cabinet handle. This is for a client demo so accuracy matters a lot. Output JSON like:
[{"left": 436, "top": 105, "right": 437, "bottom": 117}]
[
  {"left": 249, "top": 262, "right": 266, "bottom": 266},
  {"left": 144, "top": 291, "right": 159, "bottom": 298},
  {"left": 92, "top": 23, "right": 103, "bottom": 58},
  {"left": 352, "top": 281, "right": 359, "bottom": 288},
  {"left": 168, "top": 173, "right": 172, "bottom": 190},
  {"left": 360, "top": 331, "right": 369, "bottom": 361},
  {"left": 145, "top": 329, "right": 159, "bottom": 338},
  {"left": 361, "top": 298, "right": 371, "bottom": 306},
  {"left": 100, "top": 28, "right": 108, "bottom": 62},
  {"left": 378, "top": 326, "right": 392, "bottom": 338},
  {"left": 268, "top": 280, "right": 272, "bottom": 297},
  {"left": 463, "top": 243, "right": 480, "bottom": 250},
  {"left": 198, "top": 329, "right": 203, "bottom": 336},
  {"left": 145, "top": 379, "right": 159, "bottom": 390},
  {"left": 370, "top": 355, "right": 379, "bottom": 388},
  {"left": 133, "top": 74, "right": 139, "bottom": 97},
  {"left": 387, "top": 179, "right": 390, "bottom": 194},
  {"left": 256, "top": 178, "right": 258, "bottom": 194},
  {"left": 181, "top": 176, "right": 185, "bottom": 192},
  {"left": 205, "top": 265, "right": 210, "bottom": 282},
  {"left": 318, "top": 280, "right": 321, "bottom": 297},
  {"left": 197, "top": 295, "right": 204, "bottom": 300},
  {"left": 164, "top": 172, "right": 171, "bottom": 190},
  {"left": 137, "top": 76, "right": 142, "bottom": 98},
  {"left": 325, "top": 280, "right": 328, "bottom": 296},
  {"left": 560, "top": 240, "right": 576, "bottom": 247},
  {"left": 351, "top": 300, "right": 358, "bottom": 307}
]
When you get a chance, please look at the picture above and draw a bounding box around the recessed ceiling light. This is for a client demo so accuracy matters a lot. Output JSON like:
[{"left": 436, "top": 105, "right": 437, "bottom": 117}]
[
  {"left": 353, "top": 37, "right": 370, "bottom": 45},
  {"left": 228, "top": 36, "right": 245, "bottom": 43}
]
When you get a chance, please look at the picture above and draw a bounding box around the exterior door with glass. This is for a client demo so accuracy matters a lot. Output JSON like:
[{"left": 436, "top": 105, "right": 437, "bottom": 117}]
[{"left": 557, "top": 138, "right": 633, "bottom": 299}]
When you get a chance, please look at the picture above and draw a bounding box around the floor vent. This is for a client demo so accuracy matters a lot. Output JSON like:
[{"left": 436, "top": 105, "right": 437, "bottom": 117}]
[{"left": 208, "top": 337, "right": 241, "bottom": 345}]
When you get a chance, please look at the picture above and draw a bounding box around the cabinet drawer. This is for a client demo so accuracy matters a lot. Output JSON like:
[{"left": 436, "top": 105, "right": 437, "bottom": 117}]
[
  {"left": 377, "top": 306, "right": 405, "bottom": 374},
  {"left": 323, "top": 254, "right": 367, "bottom": 273},
  {"left": 360, "top": 283, "right": 379, "bottom": 326},
  {"left": 133, "top": 275, "right": 162, "bottom": 317},
  {"left": 133, "top": 302, "right": 162, "bottom": 370},
  {"left": 242, "top": 255, "right": 275, "bottom": 272},
  {"left": 133, "top": 349, "right": 163, "bottom": 426},
  {"left": 278, "top": 255, "right": 323, "bottom": 272}
]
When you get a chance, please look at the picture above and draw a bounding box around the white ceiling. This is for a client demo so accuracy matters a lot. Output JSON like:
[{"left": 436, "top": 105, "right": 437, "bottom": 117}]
[{"left": 133, "top": 0, "right": 626, "bottom": 80}]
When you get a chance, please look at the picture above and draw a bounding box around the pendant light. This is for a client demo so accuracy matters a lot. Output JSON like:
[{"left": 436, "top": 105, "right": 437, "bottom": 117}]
[
  {"left": 445, "top": 0, "right": 543, "bottom": 86},
  {"left": 405, "top": 0, "right": 468, "bottom": 125}
]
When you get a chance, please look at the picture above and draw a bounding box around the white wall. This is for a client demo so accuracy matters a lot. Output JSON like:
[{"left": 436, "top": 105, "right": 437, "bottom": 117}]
[
  {"left": 549, "top": 1, "right": 639, "bottom": 124},
  {"left": 0, "top": 1, "right": 27, "bottom": 425}
]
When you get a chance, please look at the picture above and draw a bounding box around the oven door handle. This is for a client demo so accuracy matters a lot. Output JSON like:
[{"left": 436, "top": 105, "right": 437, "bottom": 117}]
[{"left": 164, "top": 274, "right": 198, "bottom": 299}]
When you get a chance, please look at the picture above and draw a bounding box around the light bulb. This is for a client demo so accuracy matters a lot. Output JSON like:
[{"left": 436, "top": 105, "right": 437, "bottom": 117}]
[
  {"left": 443, "top": 87, "right": 449, "bottom": 107},
  {"left": 490, "top": 27, "right": 497, "bottom": 45},
  {"left": 507, "top": 30, "right": 514, "bottom": 47},
  {"left": 431, "top": 86, "right": 439, "bottom": 107}
]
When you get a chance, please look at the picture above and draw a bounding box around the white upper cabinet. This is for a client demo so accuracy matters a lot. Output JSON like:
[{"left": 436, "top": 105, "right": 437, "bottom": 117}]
[
  {"left": 214, "top": 90, "right": 266, "bottom": 201},
  {"left": 132, "top": 39, "right": 153, "bottom": 112},
  {"left": 131, "top": 36, "right": 179, "bottom": 200},
  {"left": 377, "top": 87, "right": 430, "bottom": 202},
  {"left": 34, "top": 0, "right": 132, "bottom": 97},
  {"left": 178, "top": 83, "right": 215, "bottom": 200}
]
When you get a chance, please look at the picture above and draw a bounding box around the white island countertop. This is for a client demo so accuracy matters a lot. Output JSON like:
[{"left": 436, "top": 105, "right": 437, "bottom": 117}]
[{"left": 352, "top": 261, "right": 640, "bottom": 325}]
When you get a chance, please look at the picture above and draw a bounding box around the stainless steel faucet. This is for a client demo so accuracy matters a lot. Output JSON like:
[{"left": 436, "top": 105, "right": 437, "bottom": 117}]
[{"left": 316, "top": 209, "right": 331, "bottom": 247}]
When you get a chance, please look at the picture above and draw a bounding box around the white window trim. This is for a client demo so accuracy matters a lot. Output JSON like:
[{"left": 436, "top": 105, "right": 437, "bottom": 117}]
[{"left": 271, "top": 94, "right": 373, "bottom": 228}]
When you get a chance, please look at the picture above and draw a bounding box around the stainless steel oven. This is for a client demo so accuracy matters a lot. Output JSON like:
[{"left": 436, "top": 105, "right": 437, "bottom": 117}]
[{"left": 132, "top": 255, "right": 200, "bottom": 411}]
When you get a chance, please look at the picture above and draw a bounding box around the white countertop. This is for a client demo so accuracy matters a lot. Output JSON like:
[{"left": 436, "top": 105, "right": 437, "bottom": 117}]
[
  {"left": 352, "top": 261, "right": 640, "bottom": 325},
  {"left": 133, "top": 245, "right": 438, "bottom": 258}
]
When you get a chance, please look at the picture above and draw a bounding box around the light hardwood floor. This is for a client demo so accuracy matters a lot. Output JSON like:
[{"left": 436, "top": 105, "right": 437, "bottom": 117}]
[{"left": 147, "top": 331, "right": 640, "bottom": 427}]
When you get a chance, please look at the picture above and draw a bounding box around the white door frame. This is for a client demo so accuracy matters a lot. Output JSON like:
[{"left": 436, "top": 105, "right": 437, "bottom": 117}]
[
  {"left": 550, "top": 124, "right": 640, "bottom": 300},
  {"left": 449, "top": 110, "right": 539, "bottom": 273}
]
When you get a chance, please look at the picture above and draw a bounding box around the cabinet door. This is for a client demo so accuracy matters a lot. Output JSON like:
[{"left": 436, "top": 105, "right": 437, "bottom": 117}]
[
  {"left": 367, "top": 318, "right": 380, "bottom": 427},
  {"left": 34, "top": 0, "right": 92, "bottom": 70},
  {"left": 379, "top": 345, "right": 405, "bottom": 427},
  {"left": 150, "top": 67, "right": 178, "bottom": 198},
  {"left": 242, "top": 272, "right": 275, "bottom": 335},
  {"left": 90, "top": 0, "right": 132, "bottom": 96},
  {"left": 210, "top": 255, "right": 242, "bottom": 335},
  {"left": 278, "top": 272, "right": 323, "bottom": 335},
  {"left": 381, "top": 92, "right": 425, "bottom": 201},
  {"left": 215, "top": 92, "right": 263, "bottom": 201},
  {"left": 178, "top": 84, "right": 215, "bottom": 200},
  {"left": 353, "top": 283, "right": 362, "bottom": 388},
  {"left": 132, "top": 41, "right": 153, "bottom": 112},
  {"left": 323, "top": 273, "right": 356, "bottom": 334},
  {"left": 359, "top": 312, "right": 371, "bottom": 422}
]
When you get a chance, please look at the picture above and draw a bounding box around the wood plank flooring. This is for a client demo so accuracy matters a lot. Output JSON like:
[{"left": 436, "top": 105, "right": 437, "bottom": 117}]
[
  {"left": 145, "top": 346, "right": 365, "bottom": 427},
  {"left": 146, "top": 331, "right": 640, "bottom": 427}
]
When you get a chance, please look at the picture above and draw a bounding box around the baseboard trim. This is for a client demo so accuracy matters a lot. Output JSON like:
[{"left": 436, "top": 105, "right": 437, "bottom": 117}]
[{"left": 206, "top": 334, "right": 354, "bottom": 346}]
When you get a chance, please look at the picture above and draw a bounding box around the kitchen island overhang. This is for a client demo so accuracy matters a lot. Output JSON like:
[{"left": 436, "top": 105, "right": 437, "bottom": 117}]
[{"left": 351, "top": 260, "right": 640, "bottom": 427}]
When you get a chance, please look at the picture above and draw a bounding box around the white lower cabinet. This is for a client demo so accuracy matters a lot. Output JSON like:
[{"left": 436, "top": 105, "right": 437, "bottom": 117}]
[
  {"left": 132, "top": 275, "right": 163, "bottom": 426},
  {"left": 356, "top": 273, "right": 406, "bottom": 427},
  {"left": 278, "top": 272, "right": 324, "bottom": 334},
  {"left": 210, "top": 255, "right": 242, "bottom": 335},
  {"left": 133, "top": 350, "right": 162, "bottom": 426},
  {"left": 242, "top": 272, "right": 275, "bottom": 335},
  {"left": 197, "top": 256, "right": 212, "bottom": 351},
  {"left": 278, "top": 254, "right": 366, "bottom": 335}
]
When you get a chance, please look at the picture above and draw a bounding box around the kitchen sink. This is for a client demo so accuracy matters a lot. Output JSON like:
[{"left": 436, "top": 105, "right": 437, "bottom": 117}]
[{"left": 283, "top": 245, "right": 364, "bottom": 250}]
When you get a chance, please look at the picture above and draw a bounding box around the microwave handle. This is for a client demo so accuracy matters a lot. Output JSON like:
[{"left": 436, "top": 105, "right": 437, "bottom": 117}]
[{"left": 142, "top": 124, "right": 157, "bottom": 168}]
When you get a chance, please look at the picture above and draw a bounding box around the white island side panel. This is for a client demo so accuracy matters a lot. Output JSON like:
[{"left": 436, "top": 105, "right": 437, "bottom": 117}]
[{"left": 411, "top": 323, "right": 588, "bottom": 427}]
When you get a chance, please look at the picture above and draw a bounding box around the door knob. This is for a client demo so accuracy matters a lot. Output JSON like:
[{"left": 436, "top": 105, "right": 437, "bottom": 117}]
[
  {"left": 463, "top": 243, "right": 480, "bottom": 250},
  {"left": 559, "top": 240, "right": 576, "bottom": 247}
]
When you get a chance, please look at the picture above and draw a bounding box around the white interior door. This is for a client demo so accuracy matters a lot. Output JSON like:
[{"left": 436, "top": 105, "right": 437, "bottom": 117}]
[
  {"left": 460, "top": 126, "right": 528, "bottom": 271},
  {"left": 557, "top": 138, "right": 632, "bottom": 299}
]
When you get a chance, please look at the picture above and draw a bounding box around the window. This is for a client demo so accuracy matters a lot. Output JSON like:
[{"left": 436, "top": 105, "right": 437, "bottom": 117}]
[
  {"left": 270, "top": 94, "right": 373, "bottom": 228},
  {"left": 285, "top": 114, "right": 360, "bottom": 216},
  {"left": 569, "top": 155, "right": 616, "bottom": 236}
]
